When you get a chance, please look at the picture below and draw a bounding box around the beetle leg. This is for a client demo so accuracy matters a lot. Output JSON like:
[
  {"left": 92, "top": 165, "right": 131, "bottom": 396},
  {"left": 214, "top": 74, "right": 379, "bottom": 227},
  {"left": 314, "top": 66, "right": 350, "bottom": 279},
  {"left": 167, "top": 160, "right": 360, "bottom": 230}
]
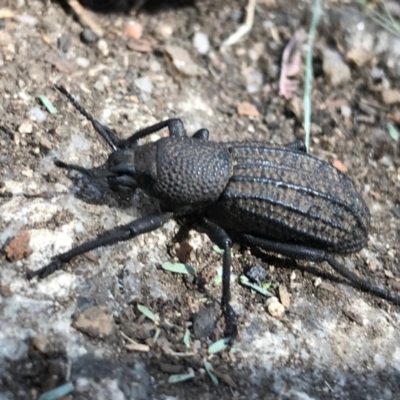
[
  {"left": 192, "top": 128, "right": 210, "bottom": 141},
  {"left": 284, "top": 140, "right": 307, "bottom": 153},
  {"left": 120, "top": 118, "right": 188, "bottom": 148},
  {"left": 200, "top": 218, "right": 238, "bottom": 341},
  {"left": 26, "top": 212, "right": 173, "bottom": 280},
  {"left": 243, "top": 234, "right": 400, "bottom": 306}
]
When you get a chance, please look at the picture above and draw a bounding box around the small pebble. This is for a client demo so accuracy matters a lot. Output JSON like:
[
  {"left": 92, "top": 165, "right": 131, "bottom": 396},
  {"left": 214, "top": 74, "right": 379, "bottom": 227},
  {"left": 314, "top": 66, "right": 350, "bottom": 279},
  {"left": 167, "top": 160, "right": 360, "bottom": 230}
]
[
  {"left": 246, "top": 264, "right": 267, "bottom": 284},
  {"left": 80, "top": 28, "right": 98, "bottom": 44},
  {"left": 39, "top": 136, "right": 52, "bottom": 150},
  {"left": 323, "top": 48, "right": 351, "bottom": 86},
  {"left": 124, "top": 21, "right": 143, "bottom": 40},
  {"left": 245, "top": 68, "right": 263, "bottom": 94},
  {"left": 155, "top": 23, "right": 174, "bottom": 39},
  {"left": 193, "top": 32, "right": 210, "bottom": 55},
  {"left": 192, "top": 303, "right": 219, "bottom": 338},
  {"left": 15, "top": 14, "right": 37, "bottom": 26},
  {"left": 370, "top": 66, "right": 384, "bottom": 80},
  {"left": 382, "top": 89, "right": 400, "bottom": 105},
  {"left": 134, "top": 76, "right": 152, "bottom": 94},
  {"left": 314, "top": 277, "right": 322, "bottom": 287},
  {"left": 28, "top": 107, "right": 46, "bottom": 122},
  {"left": 267, "top": 301, "right": 285, "bottom": 319},
  {"left": 18, "top": 120, "right": 33, "bottom": 134},
  {"left": 32, "top": 335, "right": 49, "bottom": 353},
  {"left": 98, "top": 39, "right": 109, "bottom": 57},
  {"left": 73, "top": 306, "right": 114, "bottom": 338},
  {"left": 341, "top": 105, "right": 352, "bottom": 119},
  {"left": 57, "top": 32, "right": 71, "bottom": 53},
  {"left": 0, "top": 283, "right": 12, "bottom": 297},
  {"left": 265, "top": 296, "right": 279, "bottom": 306},
  {"left": 149, "top": 60, "right": 161, "bottom": 72},
  {"left": 94, "top": 80, "right": 105, "bottom": 92},
  {"left": 76, "top": 56, "right": 90, "bottom": 68}
]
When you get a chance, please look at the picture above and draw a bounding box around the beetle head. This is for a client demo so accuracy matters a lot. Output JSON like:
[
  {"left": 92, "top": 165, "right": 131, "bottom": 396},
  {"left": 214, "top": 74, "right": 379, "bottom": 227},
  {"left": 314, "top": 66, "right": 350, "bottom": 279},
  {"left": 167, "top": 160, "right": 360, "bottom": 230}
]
[{"left": 106, "top": 142, "right": 157, "bottom": 193}]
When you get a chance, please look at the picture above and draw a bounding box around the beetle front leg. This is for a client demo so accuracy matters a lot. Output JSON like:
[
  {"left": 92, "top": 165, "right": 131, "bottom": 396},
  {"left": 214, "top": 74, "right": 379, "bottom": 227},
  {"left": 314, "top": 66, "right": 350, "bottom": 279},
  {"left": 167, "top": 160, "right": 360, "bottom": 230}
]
[
  {"left": 243, "top": 234, "right": 400, "bottom": 306},
  {"left": 200, "top": 218, "right": 237, "bottom": 341},
  {"left": 120, "top": 118, "right": 188, "bottom": 148},
  {"left": 27, "top": 213, "right": 173, "bottom": 280}
]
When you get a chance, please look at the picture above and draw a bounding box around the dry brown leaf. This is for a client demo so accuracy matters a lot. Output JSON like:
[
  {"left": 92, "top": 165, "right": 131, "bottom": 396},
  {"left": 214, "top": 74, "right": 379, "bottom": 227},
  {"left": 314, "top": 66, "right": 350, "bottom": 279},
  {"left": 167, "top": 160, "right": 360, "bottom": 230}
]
[
  {"left": 279, "top": 31, "right": 305, "bottom": 99},
  {"left": 237, "top": 101, "right": 260, "bottom": 117},
  {"left": 212, "top": 369, "right": 239, "bottom": 388},
  {"left": 45, "top": 52, "right": 76, "bottom": 74},
  {"left": 333, "top": 160, "right": 348, "bottom": 173}
]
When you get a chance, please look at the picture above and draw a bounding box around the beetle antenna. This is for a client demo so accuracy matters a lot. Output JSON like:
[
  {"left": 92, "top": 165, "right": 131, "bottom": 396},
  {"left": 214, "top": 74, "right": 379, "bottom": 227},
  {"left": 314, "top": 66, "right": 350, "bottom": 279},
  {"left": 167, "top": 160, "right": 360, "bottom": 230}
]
[
  {"left": 55, "top": 84, "right": 122, "bottom": 151},
  {"left": 54, "top": 159, "right": 115, "bottom": 179}
]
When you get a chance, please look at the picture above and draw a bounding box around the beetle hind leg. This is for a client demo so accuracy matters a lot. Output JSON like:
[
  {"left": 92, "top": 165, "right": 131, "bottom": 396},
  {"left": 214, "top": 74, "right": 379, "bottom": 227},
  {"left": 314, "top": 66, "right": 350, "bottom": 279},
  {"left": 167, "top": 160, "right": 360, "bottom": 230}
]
[{"left": 243, "top": 234, "right": 400, "bottom": 306}]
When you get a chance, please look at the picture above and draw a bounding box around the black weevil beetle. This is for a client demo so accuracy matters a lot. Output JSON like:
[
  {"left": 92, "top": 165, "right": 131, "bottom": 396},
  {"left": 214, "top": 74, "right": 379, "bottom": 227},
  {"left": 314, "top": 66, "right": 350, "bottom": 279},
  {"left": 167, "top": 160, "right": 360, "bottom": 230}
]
[{"left": 27, "top": 85, "right": 400, "bottom": 341}]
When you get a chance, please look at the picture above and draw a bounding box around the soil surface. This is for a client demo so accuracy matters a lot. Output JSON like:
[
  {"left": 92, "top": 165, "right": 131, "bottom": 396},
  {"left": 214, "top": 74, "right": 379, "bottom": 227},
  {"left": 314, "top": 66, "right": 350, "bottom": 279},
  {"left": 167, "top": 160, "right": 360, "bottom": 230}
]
[{"left": 1, "top": 1, "right": 400, "bottom": 399}]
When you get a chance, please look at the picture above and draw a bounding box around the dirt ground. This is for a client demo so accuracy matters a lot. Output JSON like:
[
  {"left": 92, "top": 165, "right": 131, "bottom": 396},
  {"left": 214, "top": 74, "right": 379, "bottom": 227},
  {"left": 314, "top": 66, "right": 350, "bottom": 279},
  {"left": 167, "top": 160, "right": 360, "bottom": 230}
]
[{"left": 1, "top": 0, "right": 400, "bottom": 399}]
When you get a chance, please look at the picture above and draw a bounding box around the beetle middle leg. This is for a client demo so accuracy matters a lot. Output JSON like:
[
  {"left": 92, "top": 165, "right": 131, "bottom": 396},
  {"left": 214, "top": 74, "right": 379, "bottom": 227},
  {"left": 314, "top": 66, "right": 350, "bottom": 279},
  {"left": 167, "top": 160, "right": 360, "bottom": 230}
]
[
  {"left": 192, "top": 128, "right": 210, "bottom": 141},
  {"left": 199, "top": 218, "right": 238, "bottom": 341},
  {"left": 26, "top": 212, "right": 173, "bottom": 280},
  {"left": 243, "top": 234, "right": 400, "bottom": 306}
]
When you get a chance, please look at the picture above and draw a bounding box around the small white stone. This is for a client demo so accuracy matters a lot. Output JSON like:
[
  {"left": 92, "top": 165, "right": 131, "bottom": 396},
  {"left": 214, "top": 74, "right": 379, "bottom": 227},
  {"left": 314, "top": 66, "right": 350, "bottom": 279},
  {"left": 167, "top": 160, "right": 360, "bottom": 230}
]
[
  {"left": 267, "top": 301, "right": 285, "bottom": 319},
  {"left": 155, "top": 23, "right": 174, "bottom": 39},
  {"left": 76, "top": 57, "right": 90, "bottom": 68},
  {"left": 28, "top": 107, "right": 47, "bottom": 122},
  {"left": 18, "top": 120, "right": 33, "bottom": 134},
  {"left": 93, "top": 80, "right": 104, "bottom": 92},
  {"left": 193, "top": 32, "right": 210, "bottom": 55},
  {"left": 341, "top": 105, "right": 352, "bottom": 118},
  {"left": 98, "top": 39, "right": 109, "bottom": 57},
  {"left": 134, "top": 76, "right": 153, "bottom": 94},
  {"left": 314, "top": 277, "right": 322, "bottom": 287}
]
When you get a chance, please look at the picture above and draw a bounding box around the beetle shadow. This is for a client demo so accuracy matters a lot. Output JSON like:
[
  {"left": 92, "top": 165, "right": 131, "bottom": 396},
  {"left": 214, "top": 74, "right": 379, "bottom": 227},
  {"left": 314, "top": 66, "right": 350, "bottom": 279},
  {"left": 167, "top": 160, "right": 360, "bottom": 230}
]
[{"left": 61, "top": 169, "right": 161, "bottom": 217}]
